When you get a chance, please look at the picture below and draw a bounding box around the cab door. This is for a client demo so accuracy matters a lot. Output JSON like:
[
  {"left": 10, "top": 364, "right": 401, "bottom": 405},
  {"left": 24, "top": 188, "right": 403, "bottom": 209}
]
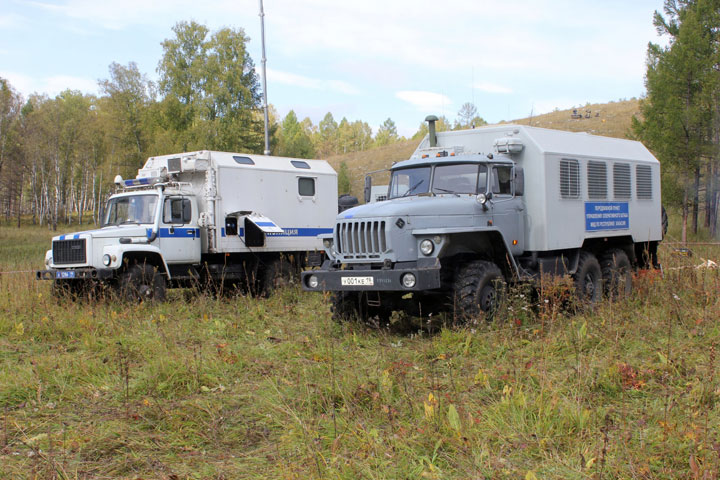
[
  {"left": 158, "top": 196, "right": 201, "bottom": 264},
  {"left": 489, "top": 165, "right": 525, "bottom": 255}
]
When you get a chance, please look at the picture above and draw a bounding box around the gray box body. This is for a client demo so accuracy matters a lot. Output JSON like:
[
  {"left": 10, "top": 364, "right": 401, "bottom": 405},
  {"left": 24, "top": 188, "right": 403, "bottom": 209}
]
[{"left": 414, "top": 125, "right": 662, "bottom": 252}]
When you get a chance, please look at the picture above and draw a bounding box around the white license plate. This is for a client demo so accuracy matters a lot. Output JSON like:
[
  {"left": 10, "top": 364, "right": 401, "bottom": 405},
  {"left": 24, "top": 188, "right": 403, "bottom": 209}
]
[
  {"left": 56, "top": 270, "right": 76, "bottom": 279},
  {"left": 341, "top": 276, "right": 374, "bottom": 286}
]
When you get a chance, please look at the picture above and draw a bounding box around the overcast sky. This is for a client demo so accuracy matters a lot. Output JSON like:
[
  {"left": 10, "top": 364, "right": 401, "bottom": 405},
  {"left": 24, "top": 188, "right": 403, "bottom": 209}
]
[{"left": 1, "top": 0, "right": 667, "bottom": 137}]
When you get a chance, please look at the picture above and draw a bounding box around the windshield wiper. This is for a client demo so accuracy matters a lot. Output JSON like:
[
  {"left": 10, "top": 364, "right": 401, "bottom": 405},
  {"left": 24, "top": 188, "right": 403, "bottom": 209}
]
[
  {"left": 402, "top": 179, "right": 425, "bottom": 197},
  {"left": 433, "top": 188, "right": 460, "bottom": 197},
  {"left": 119, "top": 220, "right": 140, "bottom": 225}
]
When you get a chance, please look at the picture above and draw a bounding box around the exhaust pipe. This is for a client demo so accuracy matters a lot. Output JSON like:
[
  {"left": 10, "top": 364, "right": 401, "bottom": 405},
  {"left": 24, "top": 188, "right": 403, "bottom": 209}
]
[{"left": 425, "top": 115, "right": 438, "bottom": 147}]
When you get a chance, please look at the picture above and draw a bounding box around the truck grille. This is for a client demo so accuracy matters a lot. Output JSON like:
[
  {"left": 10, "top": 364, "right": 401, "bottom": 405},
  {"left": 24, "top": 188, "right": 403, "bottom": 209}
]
[
  {"left": 53, "top": 239, "right": 86, "bottom": 265},
  {"left": 335, "top": 220, "right": 388, "bottom": 259}
]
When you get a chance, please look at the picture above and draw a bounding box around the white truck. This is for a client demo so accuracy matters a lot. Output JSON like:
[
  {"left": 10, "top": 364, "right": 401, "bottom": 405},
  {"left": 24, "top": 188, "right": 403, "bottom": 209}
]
[
  {"left": 37, "top": 151, "right": 337, "bottom": 300},
  {"left": 302, "top": 117, "right": 663, "bottom": 321}
]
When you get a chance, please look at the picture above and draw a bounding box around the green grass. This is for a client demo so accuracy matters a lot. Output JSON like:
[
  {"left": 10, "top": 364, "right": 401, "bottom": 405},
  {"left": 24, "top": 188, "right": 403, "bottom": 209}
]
[{"left": 0, "top": 221, "right": 719, "bottom": 479}]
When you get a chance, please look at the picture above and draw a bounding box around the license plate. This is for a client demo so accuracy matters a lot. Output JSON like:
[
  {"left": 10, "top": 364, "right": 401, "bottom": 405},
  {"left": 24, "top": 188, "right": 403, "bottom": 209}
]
[
  {"left": 55, "top": 271, "right": 76, "bottom": 279},
  {"left": 341, "top": 276, "right": 374, "bottom": 286}
]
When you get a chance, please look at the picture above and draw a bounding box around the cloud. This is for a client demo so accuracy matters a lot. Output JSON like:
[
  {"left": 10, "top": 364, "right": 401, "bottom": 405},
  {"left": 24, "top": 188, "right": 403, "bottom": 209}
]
[
  {"left": 396, "top": 91, "right": 452, "bottom": 111},
  {"left": 0, "top": 71, "right": 98, "bottom": 98},
  {"left": 262, "top": 68, "right": 360, "bottom": 95},
  {"left": 473, "top": 83, "right": 513, "bottom": 94}
]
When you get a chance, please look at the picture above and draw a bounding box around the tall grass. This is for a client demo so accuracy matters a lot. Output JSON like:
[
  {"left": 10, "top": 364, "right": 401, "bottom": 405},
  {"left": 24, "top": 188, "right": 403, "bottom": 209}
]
[{"left": 0, "top": 223, "right": 718, "bottom": 479}]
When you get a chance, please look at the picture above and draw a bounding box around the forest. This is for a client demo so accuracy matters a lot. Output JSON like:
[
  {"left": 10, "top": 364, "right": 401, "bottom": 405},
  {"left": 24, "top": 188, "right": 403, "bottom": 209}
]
[{"left": 1, "top": 0, "right": 720, "bottom": 241}]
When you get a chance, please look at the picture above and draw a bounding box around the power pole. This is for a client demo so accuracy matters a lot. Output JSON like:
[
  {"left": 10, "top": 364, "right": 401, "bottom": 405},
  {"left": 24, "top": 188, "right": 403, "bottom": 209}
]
[{"left": 259, "top": 0, "right": 271, "bottom": 155}]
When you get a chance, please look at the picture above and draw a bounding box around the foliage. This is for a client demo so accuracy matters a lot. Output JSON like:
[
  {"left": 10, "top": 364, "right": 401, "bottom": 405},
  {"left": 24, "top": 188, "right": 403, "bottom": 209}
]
[
  {"left": 633, "top": 0, "right": 720, "bottom": 239},
  {"left": 374, "top": 118, "right": 399, "bottom": 147},
  {"left": 157, "top": 21, "right": 264, "bottom": 153},
  {"left": 455, "top": 102, "right": 488, "bottom": 130},
  {"left": 98, "top": 62, "right": 155, "bottom": 170},
  {"left": 276, "top": 110, "right": 315, "bottom": 158},
  {"left": 337, "top": 161, "right": 351, "bottom": 194}
]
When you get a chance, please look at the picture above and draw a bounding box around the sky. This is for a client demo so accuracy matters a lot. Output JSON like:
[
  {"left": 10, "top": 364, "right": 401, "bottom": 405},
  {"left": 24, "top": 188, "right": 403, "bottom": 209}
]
[{"left": 0, "top": 0, "right": 668, "bottom": 138}]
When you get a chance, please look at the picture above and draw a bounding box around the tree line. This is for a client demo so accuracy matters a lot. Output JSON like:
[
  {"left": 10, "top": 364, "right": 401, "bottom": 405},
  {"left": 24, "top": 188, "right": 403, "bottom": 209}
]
[
  {"left": 0, "top": 20, "right": 439, "bottom": 230},
  {"left": 634, "top": 0, "right": 720, "bottom": 240}
]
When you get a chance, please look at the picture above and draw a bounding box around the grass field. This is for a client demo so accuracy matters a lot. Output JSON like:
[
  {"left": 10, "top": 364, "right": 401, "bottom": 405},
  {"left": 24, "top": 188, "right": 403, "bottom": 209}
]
[{"left": 0, "top": 220, "right": 718, "bottom": 479}]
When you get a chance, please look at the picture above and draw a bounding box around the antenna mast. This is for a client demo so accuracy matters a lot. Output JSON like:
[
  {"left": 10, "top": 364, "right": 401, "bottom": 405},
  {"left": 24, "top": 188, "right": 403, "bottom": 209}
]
[{"left": 259, "top": 0, "right": 270, "bottom": 155}]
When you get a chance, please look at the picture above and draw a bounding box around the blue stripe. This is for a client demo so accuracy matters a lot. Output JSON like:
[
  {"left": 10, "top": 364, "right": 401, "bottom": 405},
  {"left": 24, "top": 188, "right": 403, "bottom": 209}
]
[
  {"left": 267, "top": 228, "right": 333, "bottom": 237},
  {"left": 255, "top": 221, "right": 277, "bottom": 227},
  {"left": 219, "top": 227, "right": 332, "bottom": 238},
  {"left": 146, "top": 228, "right": 200, "bottom": 238},
  {"left": 221, "top": 227, "right": 226, "bottom": 237}
]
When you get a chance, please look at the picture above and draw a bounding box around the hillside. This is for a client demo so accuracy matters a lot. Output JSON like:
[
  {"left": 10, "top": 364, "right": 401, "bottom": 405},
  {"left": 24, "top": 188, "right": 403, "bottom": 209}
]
[{"left": 328, "top": 99, "right": 641, "bottom": 197}]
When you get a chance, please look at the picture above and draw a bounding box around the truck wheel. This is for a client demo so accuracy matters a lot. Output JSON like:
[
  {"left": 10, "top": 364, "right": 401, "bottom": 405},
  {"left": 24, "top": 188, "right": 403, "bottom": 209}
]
[
  {"left": 119, "top": 264, "right": 166, "bottom": 302},
  {"left": 261, "top": 257, "right": 296, "bottom": 296},
  {"left": 331, "top": 291, "right": 359, "bottom": 322},
  {"left": 600, "top": 249, "right": 632, "bottom": 300},
  {"left": 51, "top": 280, "right": 84, "bottom": 300},
  {"left": 330, "top": 291, "right": 389, "bottom": 325},
  {"left": 453, "top": 260, "right": 505, "bottom": 321},
  {"left": 573, "top": 251, "right": 602, "bottom": 304}
]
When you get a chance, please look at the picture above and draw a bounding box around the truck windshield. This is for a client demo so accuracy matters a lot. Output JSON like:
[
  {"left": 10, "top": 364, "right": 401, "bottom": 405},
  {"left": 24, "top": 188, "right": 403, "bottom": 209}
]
[
  {"left": 102, "top": 195, "right": 158, "bottom": 226},
  {"left": 389, "top": 167, "right": 431, "bottom": 198},
  {"left": 432, "top": 163, "right": 487, "bottom": 194}
]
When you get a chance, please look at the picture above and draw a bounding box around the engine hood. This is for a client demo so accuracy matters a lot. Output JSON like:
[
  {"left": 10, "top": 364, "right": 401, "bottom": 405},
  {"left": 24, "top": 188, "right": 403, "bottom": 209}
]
[
  {"left": 339, "top": 195, "right": 479, "bottom": 220},
  {"left": 53, "top": 224, "right": 152, "bottom": 241}
]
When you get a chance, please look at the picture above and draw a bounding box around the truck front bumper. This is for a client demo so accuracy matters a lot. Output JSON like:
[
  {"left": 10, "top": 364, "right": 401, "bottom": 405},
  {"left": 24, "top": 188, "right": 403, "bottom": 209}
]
[
  {"left": 301, "top": 259, "right": 442, "bottom": 292},
  {"left": 36, "top": 268, "right": 115, "bottom": 281}
]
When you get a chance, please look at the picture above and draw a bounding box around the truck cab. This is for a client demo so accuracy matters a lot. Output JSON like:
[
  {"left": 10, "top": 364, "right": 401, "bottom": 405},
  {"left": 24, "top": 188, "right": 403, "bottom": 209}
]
[
  {"left": 302, "top": 149, "right": 526, "bottom": 321},
  {"left": 38, "top": 178, "right": 200, "bottom": 300}
]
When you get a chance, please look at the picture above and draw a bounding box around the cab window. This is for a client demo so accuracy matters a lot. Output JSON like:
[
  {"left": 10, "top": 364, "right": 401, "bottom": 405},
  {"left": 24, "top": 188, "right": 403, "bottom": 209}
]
[
  {"left": 491, "top": 166, "right": 513, "bottom": 196},
  {"left": 432, "top": 164, "right": 487, "bottom": 194},
  {"left": 163, "top": 198, "right": 192, "bottom": 224}
]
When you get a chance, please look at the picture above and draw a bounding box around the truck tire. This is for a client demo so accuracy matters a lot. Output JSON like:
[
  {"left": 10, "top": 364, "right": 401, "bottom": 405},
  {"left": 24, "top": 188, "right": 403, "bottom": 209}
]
[
  {"left": 119, "top": 264, "right": 166, "bottom": 302},
  {"left": 331, "top": 291, "right": 359, "bottom": 322},
  {"left": 51, "top": 280, "right": 85, "bottom": 300},
  {"left": 573, "top": 251, "right": 602, "bottom": 304},
  {"left": 330, "top": 291, "right": 389, "bottom": 325},
  {"left": 600, "top": 249, "right": 632, "bottom": 300},
  {"left": 452, "top": 260, "right": 504, "bottom": 321},
  {"left": 261, "top": 257, "right": 296, "bottom": 297}
]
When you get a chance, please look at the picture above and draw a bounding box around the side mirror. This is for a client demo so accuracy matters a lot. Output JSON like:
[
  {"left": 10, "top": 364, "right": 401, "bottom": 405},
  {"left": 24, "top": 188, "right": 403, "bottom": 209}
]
[
  {"left": 514, "top": 167, "right": 524, "bottom": 196},
  {"left": 364, "top": 175, "right": 372, "bottom": 204}
]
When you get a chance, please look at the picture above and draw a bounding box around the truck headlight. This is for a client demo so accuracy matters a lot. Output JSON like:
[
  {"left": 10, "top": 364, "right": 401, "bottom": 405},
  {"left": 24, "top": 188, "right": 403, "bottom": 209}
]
[
  {"left": 401, "top": 273, "right": 416, "bottom": 288},
  {"left": 419, "top": 239, "right": 434, "bottom": 256},
  {"left": 476, "top": 193, "right": 488, "bottom": 205},
  {"left": 323, "top": 238, "right": 333, "bottom": 249},
  {"left": 307, "top": 274, "right": 319, "bottom": 289},
  {"left": 45, "top": 256, "right": 52, "bottom": 267},
  {"left": 102, "top": 254, "right": 112, "bottom": 266}
]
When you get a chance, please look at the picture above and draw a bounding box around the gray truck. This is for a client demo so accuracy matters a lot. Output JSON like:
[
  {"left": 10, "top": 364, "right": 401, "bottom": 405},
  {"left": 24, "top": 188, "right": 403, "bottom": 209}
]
[{"left": 301, "top": 116, "right": 663, "bottom": 322}]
